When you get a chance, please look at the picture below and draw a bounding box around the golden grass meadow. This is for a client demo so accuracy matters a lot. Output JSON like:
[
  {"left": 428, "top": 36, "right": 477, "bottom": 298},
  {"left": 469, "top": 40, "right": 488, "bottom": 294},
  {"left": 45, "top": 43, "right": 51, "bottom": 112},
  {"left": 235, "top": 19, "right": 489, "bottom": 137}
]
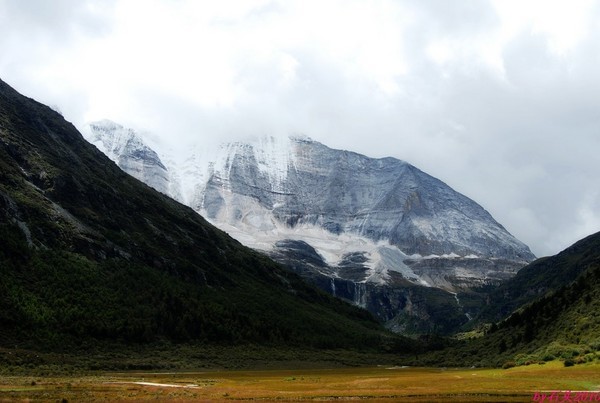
[{"left": 1, "top": 361, "right": 599, "bottom": 402}]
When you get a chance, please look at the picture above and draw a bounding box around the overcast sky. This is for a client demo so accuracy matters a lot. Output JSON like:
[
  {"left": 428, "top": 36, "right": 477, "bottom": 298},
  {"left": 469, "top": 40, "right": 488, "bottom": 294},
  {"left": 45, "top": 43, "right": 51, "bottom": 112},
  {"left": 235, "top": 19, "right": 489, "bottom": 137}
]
[{"left": 1, "top": 0, "right": 599, "bottom": 257}]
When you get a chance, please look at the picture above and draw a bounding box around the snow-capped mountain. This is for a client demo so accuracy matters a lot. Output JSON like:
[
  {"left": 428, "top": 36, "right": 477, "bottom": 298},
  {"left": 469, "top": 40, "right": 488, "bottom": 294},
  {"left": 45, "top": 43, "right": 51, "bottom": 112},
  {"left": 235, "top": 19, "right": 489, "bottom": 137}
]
[
  {"left": 83, "top": 120, "right": 536, "bottom": 334},
  {"left": 81, "top": 120, "right": 183, "bottom": 201},
  {"left": 197, "top": 136, "right": 532, "bottom": 260}
]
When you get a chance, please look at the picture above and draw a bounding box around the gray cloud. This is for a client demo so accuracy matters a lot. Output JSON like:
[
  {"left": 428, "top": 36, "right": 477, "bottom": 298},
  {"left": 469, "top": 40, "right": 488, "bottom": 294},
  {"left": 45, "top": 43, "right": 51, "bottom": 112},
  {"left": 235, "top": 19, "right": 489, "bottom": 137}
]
[{"left": 0, "top": 0, "right": 114, "bottom": 36}]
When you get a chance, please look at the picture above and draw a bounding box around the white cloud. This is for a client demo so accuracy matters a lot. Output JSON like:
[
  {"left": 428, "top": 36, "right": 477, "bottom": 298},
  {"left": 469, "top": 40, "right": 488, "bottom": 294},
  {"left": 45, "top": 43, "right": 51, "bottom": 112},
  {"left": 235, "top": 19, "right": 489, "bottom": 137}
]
[{"left": 491, "top": 0, "right": 596, "bottom": 55}]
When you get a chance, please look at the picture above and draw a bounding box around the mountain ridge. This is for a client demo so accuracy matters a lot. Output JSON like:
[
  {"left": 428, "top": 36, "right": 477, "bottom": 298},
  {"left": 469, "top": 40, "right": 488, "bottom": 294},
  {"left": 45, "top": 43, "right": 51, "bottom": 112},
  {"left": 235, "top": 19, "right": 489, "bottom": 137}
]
[
  {"left": 419, "top": 230, "right": 600, "bottom": 368},
  {"left": 83, "top": 121, "right": 534, "bottom": 262},
  {"left": 0, "top": 77, "right": 398, "bottom": 351},
  {"left": 476, "top": 230, "right": 600, "bottom": 322},
  {"left": 83, "top": 119, "right": 535, "bottom": 334}
]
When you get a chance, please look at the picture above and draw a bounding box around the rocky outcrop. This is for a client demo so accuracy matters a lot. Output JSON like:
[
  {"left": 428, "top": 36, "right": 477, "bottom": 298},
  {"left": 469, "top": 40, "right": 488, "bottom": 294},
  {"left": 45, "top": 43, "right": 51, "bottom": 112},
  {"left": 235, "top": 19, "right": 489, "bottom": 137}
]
[{"left": 82, "top": 120, "right": 176, "bottom": 198}]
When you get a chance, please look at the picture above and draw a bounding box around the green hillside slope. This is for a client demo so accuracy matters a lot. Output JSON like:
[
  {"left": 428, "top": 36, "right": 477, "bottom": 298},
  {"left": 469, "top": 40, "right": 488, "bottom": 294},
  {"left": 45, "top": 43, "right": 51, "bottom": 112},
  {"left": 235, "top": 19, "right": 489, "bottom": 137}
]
[
  {"left": 416, "top": 231, "right": 600, "bottom": 367},
  {"left": 0, "top": 78, "right": 403, "bottom": 356},
  {"left": 476, "top": 232, "right": 600, "bottom": 323}
]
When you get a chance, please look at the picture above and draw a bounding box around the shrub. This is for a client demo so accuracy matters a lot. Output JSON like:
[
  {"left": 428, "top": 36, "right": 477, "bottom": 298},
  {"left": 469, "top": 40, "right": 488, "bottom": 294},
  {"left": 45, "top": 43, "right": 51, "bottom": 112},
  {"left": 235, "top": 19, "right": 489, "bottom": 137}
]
[{"left": 564, "top": 359, "right": 575, "bottom": 367}]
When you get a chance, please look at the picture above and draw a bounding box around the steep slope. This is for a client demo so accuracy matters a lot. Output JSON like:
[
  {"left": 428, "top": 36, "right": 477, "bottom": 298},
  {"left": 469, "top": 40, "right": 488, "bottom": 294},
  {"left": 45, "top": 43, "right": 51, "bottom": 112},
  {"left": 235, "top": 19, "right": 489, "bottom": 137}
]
[
  {"left": 0, "top": 78, "right": 398, "bottom": 352},
  {"left": 198, "top": 137, "right": 533, "bottom": 260},
  {"left": 476, "top": 231, "right": 600, "bottom": 322},
  {"left": 83, "top": 123, "right": 535, "bottom": 335},
  {"left": 419, "top": 231, "right": 600, "bottom": 368},
  {"left": 81, "top": 120, "right": 183, "bottom": 201}
]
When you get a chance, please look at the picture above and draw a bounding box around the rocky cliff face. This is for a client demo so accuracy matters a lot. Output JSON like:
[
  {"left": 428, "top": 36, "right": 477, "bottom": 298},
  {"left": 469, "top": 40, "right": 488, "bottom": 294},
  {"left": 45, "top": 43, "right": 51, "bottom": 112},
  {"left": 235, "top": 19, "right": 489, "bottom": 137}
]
[
  {"left": 82, "top": 122, "right": 536, "bottom": 334},
  {"left": 82, "top": 121, "right": 183, "bottom": 201},
  {"left": 197, "top": 136, "right": 533, "bottom": 260}
]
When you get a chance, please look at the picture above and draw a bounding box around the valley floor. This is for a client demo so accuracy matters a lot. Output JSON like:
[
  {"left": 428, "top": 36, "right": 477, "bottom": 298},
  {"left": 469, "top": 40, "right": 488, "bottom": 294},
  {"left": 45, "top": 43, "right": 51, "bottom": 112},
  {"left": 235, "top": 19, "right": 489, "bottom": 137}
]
[{"left": 1, "top": 361, "right": 598, "bottom": 402}]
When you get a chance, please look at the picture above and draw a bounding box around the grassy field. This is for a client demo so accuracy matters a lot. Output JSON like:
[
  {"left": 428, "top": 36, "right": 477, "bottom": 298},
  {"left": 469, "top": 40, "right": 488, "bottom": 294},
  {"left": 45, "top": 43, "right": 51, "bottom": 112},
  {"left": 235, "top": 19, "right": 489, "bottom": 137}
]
[{"left": 1, "top": 361, "right": 599, "bottom": 402}]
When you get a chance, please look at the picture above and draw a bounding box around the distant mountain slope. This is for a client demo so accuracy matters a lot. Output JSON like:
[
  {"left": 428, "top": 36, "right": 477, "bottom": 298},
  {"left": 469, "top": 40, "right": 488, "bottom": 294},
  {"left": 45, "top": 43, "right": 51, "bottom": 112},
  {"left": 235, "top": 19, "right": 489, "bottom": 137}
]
[
  {"left": 81, "top": 120, "right": 171, "bottom": 196},
  {"left": 0, "top": 78, "right": 399, "bottom": 351},
  {"left": 84, "top": 121, "right": 535, "bottom": 335},
  {"left": 477, "top": 231, "right": 600, "bottom": 322},
  {"left": 419, "top": 231, "right": 600, "bottom": 367},
  {"left": 199, "top": 137, "right": 533, "bottom": 260}
]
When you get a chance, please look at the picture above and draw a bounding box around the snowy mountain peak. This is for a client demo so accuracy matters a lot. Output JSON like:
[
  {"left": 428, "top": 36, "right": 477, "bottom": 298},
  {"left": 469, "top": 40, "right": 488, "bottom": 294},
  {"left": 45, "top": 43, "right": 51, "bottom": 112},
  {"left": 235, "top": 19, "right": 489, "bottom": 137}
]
[
  {"left": 82, "top": 120, "right": 175, "bottom": 198},
  {"left": 81, "top": 121, "right": 536, "bottom": 333},
  {"left": 82, "top": 120, "right": 164, "bottom": 167},
  {"left": 213, "top": 136, "right": 297, "bottom": 193}
]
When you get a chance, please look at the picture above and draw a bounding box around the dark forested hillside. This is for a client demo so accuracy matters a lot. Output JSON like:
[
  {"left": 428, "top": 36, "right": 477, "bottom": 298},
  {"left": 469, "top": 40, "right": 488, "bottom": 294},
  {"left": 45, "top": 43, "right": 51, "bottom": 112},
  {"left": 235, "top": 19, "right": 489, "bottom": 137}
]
[
  {"left": 477, "top": 231, "right": 600, "bottom": 322},
  {"left": 0, "top": 78, "right": 403, "bottom": 355},
  {"left": 416, "top": 231, "right": 600, "bottom": 368}
]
